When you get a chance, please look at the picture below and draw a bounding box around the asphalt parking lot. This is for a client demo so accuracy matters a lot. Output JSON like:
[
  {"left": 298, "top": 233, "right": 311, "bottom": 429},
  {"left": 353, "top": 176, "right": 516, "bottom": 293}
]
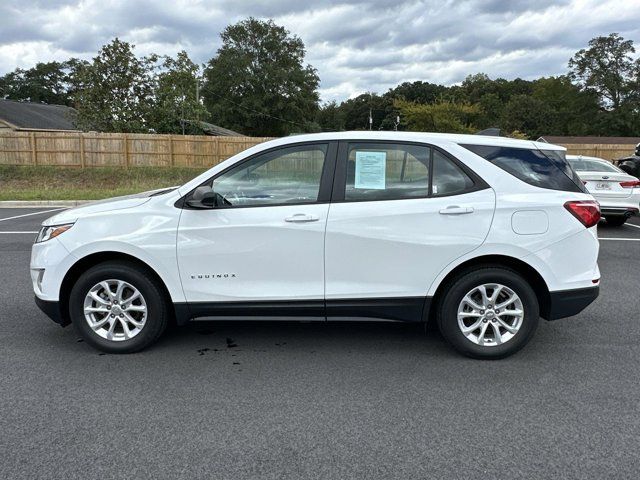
[{"left": 1, "top": 208, "right": 640, "bottom": 479}]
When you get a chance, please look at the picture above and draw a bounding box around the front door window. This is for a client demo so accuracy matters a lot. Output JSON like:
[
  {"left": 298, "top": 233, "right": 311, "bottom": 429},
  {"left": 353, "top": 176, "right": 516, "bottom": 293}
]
[{"left": 211, "top": 144, "right": 328, "bottom": 207}]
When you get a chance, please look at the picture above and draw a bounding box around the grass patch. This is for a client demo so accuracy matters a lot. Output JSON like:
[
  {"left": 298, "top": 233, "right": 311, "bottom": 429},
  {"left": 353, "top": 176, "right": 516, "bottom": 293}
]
[{"left": 0, "top": 165, "right": 207, "bottom": 200}]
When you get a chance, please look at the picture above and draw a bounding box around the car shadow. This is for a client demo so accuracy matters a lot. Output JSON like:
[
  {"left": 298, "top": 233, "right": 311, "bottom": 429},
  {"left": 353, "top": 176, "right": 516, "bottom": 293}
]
[
  {"left": 597, "top": 218, "right": 640, "bottom": 236},
  {"left": 150, "top": 320, "right": 455, "bottom": 357}
]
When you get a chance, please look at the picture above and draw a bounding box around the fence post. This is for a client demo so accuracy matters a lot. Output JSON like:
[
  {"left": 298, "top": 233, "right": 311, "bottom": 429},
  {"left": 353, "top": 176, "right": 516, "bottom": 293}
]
[
  {"left": 30, "top": 132, "right": 37, "bottom": 165},
  {"left": 169, "top": 135, "right": 174, "bottom": 167},
  {"left": 123, "top": 134, "right": 129, "bottom": 168},
  {"left": 213, "top": 137, "right": 219, "bottom": 167},
  {"left": 79, "top": 133, "right": 85, "bottom": 168}
]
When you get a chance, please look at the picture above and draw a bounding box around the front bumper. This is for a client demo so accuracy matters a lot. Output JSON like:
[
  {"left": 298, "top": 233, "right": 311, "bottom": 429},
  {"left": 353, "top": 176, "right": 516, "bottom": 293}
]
[
  {"left": 31, "top": 237, "right": 75, "bottom": 302},
  {"left": 34, "top": 296, "right": 70, "bottom": 327},
  {"left": 543, "top": 286, "right": 599, "bottom": 320}
]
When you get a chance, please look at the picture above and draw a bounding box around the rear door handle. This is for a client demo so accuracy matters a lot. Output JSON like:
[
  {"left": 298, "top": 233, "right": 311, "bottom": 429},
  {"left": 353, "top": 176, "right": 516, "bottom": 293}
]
[
  {"left": 285, "top": 213, "right": 319, "bottom": 223},
  {"left": 439, "top": 206, "right": 474, "bottom": 215}
]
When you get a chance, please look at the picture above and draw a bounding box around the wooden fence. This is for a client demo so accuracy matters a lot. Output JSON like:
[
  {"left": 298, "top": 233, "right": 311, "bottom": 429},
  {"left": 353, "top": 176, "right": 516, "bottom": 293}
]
[
  {"left": 0, "top": 131, "right": 273, "bottom": 168},
  {"left": 559, "top": 143, "right": 635, "bottom": 161},
  {"left": 0, "top": 131, "right": 636, "bottom": 167}
]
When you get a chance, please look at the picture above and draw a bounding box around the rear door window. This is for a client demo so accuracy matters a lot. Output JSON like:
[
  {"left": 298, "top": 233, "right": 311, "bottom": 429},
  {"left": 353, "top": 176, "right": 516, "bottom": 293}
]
[
  {"left": 462, "top": 145, "right": 586, "bottom": 193},
  {"left": 344, "top": 143, "right": 430, "bottom": 201},
  {"left": 432, "top": 150, "right": 475, "bottom": 196}
]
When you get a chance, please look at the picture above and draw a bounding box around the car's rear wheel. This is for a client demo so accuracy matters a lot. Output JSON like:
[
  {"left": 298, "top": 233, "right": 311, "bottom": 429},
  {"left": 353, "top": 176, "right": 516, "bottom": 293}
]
[
  {"left": 437, "top": 267, "right": 539, "bottom": 359},
  {"left": 605, "top": 216, "right": 628, "bottom": 227},
  {"left": 69, "top": 261, "right": 169, "bottom": 353}
]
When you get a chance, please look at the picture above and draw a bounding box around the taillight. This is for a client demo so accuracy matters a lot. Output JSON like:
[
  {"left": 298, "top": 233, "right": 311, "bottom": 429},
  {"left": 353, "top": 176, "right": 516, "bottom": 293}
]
[
  {"left": 564, "top": 200, "right": 600, "bottom": 228},
  {"left": 620, "top": 180, "right": 640, "bottom": 188}
]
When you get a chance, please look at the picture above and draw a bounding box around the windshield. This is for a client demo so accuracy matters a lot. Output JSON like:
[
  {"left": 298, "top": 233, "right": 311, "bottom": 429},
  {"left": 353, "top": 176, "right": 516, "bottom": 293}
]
[{"left": 568, "top": 157, "right": 622, "bottom": 173}]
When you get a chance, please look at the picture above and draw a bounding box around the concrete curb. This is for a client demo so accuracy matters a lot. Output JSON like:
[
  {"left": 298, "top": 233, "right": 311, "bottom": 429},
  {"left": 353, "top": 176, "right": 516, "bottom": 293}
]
[{"left": 0, "top": 200, "right": 93, "bottom": 208}]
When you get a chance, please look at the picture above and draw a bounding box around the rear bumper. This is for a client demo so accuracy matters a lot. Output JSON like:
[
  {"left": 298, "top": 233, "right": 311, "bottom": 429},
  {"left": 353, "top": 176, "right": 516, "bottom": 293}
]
[
  {"left": 594, "top": 191, "right": 640, "bottom": 217},
  {"left": 543, "top": 286, "right": 599, "bottom": 320},
  {"left": 35, "top": 296, "right": 70, "bottom": 327},
  {"left": 600, "top": 207, "right": 638, "bottom": 217}
]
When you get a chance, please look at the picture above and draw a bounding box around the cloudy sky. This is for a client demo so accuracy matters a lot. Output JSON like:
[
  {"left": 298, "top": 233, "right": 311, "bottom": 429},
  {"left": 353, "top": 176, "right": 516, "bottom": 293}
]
[{"left": 1, "top": 0, "right": 639, "bottom": 102}]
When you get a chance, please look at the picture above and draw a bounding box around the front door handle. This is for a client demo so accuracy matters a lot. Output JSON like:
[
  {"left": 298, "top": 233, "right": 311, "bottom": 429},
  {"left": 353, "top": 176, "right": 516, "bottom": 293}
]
[
  {"left": 439, "top": 206, "right": 474, "bottom": 215},
  {"left": 285, "top": 213, "right": 319, "bottom": 223}
]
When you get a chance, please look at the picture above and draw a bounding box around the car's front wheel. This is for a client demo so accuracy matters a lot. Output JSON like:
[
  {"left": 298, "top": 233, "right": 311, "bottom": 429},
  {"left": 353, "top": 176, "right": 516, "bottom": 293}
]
[
  {"left": 69, "top": 261, "right": 169, "bottom": 353},
  {"left": 437, "top": 267, "right": 539, "bottom": 359}
]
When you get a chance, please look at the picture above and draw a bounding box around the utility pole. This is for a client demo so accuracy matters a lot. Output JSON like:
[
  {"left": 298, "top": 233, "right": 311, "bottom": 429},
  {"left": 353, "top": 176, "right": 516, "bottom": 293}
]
[
  {"left": 368, "top": 92, "right": 373, "bottom": 130},
  {"left": 195, "top": 76, "right": 202, "bottom": 123},
  {"left": 181, "top": 87, "right": 186, "bottom": 135}
]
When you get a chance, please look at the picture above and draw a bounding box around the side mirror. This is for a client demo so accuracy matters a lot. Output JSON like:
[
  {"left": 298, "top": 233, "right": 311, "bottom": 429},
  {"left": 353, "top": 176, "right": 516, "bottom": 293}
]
[{"left": 186, "top": 186, "right": 217, "bottom": 209}]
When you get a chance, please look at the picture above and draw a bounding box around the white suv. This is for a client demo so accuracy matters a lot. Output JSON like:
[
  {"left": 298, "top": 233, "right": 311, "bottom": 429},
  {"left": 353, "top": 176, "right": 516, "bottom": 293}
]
[{"left": 31, "top": 132, "right": 600, "bottom": 358}]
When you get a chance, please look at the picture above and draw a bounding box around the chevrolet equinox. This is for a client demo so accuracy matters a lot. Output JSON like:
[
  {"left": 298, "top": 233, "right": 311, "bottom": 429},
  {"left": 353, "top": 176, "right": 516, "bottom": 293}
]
[{"left": 32, "top": 132, "right": 601, "bottom": 358}]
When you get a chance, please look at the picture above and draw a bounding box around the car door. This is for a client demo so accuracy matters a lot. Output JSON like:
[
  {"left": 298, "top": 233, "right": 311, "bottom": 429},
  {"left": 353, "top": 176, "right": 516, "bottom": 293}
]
[
  {"left": 177, "top": 142, "right": 336, "bottom": 317},
  {"left": 324, "top": 141, "right": 495, "bottom": 321}
]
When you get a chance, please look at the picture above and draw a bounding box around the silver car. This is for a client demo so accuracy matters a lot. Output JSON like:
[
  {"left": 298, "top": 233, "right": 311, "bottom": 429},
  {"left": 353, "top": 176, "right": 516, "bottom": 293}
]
[{"left": 567, "top": 155, "right": 640, "bottom": 226}]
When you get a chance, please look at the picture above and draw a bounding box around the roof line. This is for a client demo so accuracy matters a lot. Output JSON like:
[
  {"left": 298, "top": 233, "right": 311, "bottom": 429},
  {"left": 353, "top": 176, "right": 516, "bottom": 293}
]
[
  {"left": 10, "top": 127, "right": 81, "bottom": 133},
  {"left": 0, "top": 118, "right": 19, "bottom": 130}
]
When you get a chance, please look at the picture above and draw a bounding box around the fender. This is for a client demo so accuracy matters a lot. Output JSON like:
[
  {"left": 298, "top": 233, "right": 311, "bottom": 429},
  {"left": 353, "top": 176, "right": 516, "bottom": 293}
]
[
  {"left": 58, "top": 239, "right": 186, "bottom": 303},
  {"left": 426, "top": 243, "right": 555, "bottom": 297}
]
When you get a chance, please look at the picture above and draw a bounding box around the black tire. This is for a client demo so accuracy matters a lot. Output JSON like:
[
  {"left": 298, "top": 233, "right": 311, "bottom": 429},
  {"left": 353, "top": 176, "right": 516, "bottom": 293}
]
[
  {"left": 437, "top": 267, "right": 539, "bottom": 359},
  {"left": 605, "top": 216, "right": 628, "bottom": 227},
  {"left": 69, "top": 260, "right": 170, "bottom": 353}
]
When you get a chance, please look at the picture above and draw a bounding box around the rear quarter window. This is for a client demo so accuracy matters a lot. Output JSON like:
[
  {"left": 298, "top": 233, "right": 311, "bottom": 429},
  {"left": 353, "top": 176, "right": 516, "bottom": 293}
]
[{"left": 461, "top": 144, "right": 586, "bottom": 193}]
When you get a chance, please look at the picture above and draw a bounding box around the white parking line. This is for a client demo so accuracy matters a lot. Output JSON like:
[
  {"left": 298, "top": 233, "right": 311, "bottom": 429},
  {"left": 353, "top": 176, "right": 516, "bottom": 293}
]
[
  {"left": 599, "top": 237, "right": 640, "bottom": 242},
  {"left": 624, "top": 223, "right": 640, "bottom": 230},
  {"left": 0, "top": 231, "right": 38, "bottom": 234},
  {"left": 0, "top": 208, "right": 65, "bottom": 223}
]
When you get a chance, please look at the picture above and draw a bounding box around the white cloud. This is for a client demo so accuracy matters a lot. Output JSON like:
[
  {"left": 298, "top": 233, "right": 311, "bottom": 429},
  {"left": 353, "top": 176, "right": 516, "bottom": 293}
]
[{"left": 0, "top": 0, "right": 638, "bottom": 101}]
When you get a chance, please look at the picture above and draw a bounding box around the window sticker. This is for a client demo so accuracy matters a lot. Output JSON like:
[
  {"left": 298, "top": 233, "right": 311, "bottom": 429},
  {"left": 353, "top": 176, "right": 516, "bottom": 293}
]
[{"left": 354, "top": 151, "right": 386, "bottom": 189}]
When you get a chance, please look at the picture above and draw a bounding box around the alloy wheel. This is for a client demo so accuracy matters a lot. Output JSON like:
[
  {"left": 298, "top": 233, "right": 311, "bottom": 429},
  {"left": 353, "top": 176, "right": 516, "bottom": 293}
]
[
  {"left": 457, "top": 283, "right": 524, "bottom": 347},
  {"left": 83, "top": 279, "right": 148, "bottom": 341}
]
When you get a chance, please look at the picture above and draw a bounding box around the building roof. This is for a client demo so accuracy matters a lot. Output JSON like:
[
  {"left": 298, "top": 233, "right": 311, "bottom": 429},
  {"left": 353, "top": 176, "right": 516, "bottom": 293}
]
[
  {"left": 0, "top": 99, "right": 78, "bottom": 131},
  {"left": 185, "top": 120, "right": 242, "bottom": 136},
  {"left": 539, "top": 135, "right": 640, "bottom": 145}
]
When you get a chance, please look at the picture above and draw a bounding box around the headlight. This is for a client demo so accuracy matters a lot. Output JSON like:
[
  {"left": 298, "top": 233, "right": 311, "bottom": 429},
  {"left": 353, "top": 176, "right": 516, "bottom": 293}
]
[{"left": 35, "top": 224, "right": 74, "bottom": 243}]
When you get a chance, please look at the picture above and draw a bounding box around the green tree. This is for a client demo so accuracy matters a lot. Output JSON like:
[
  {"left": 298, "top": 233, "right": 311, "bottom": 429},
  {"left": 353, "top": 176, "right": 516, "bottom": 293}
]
[
  {"left": 476, "top": 93, "right": 504, "bottom": 129},
  {"left": 0, "top": 61, "right": 78, "bottom": 105},
  {"left": 336, "top": 93, "right": 394, "bottom": 130},
  {"left": 386, "top": 81, "right": 448, "bottom": 104},
  {"left": 501, "top": 94, "right": 553, "bottom": 138},
  {"left": 148, "top": 51, "right": 208, "bottom": 134},
  {"left": 395, "top": 99, "right": 482, "bottom": 133},
  {"left": 569, "top": 33, "right": 636, "bottom": 109},
  {"left": 316, "top": 100, "right": 346, "bottom": 131},
  {"left": 460, "top": 74, "right": 533, "bottom": 104},
  {"left": 458, "top": 74, "right": 535, "bottom": 130},
  {"left": 530, "top": 76, "right": 599, "bottom": 135},
  {"left": 73, "top": 38, "right": 156, "bottom": 132},
  {"left": 461, "top": 73, "right": 500, "bottom": 103},
  {"left": 203, "top": 18, "right": 319, "bottom": 136}
]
